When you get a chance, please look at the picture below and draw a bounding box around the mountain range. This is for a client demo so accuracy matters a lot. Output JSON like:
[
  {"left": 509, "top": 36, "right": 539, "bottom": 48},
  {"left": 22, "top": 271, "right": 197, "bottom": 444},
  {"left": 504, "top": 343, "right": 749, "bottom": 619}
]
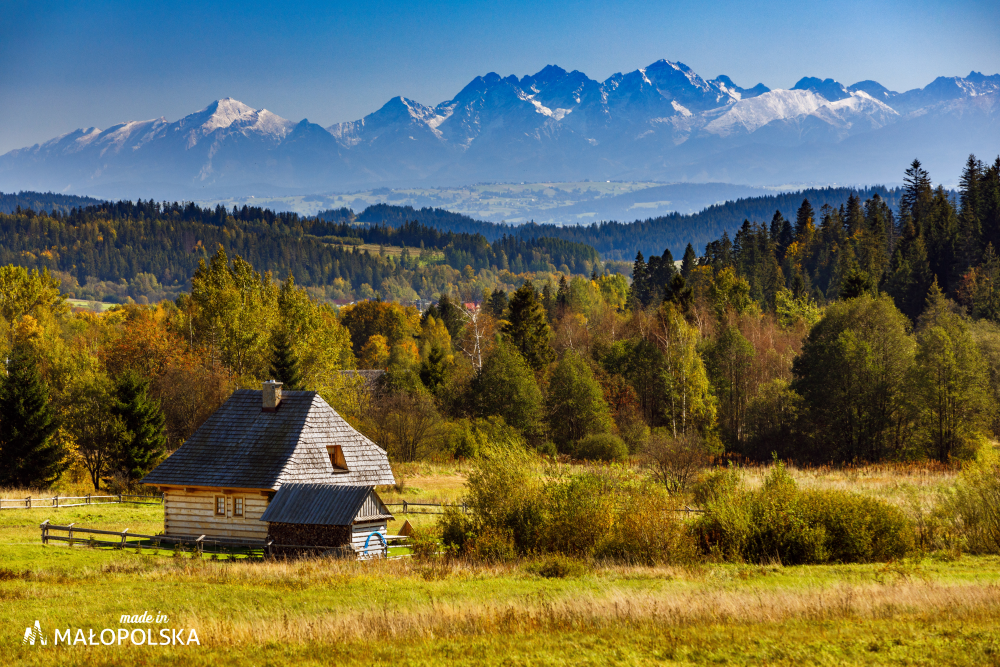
[{"left": 2, "top": 60, "right": 998, "bottom": 201}]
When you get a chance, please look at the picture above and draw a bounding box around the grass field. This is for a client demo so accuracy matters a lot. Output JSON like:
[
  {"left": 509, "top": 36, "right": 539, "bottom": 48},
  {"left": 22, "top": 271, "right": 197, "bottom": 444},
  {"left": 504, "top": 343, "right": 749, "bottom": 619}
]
[{"left": 4, "top": 464, "right": 999, "bottom": 666}]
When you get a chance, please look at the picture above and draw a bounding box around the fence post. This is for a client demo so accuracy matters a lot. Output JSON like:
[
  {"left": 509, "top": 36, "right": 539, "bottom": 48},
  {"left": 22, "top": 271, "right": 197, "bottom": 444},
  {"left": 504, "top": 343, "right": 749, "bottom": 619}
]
[
  {"left": 27, "top": 496, "right": 31, "bottom": 509},
  {"left": 196, "top": 535, "right": 205, "bottom": 556},
  {"left": 40, "top": 519, "right": 49, "bottom": 545},
  {"left": 118, "top": 493, "right": 122, "bottom": 505},
  {"left": 120, "top": 528, "right": 129, "bottom": 549},
  {"left": 87, "top": 494, "right": 91, "bottom": 505},
  {"left": 67, "top": 523, "right": 76, "bottom": 547},
  {"left": 403, "top": 501, "right": 408, "bottom": 514},
  {"left": 54, "top": 495, "right": 58, "bottom": 508}
]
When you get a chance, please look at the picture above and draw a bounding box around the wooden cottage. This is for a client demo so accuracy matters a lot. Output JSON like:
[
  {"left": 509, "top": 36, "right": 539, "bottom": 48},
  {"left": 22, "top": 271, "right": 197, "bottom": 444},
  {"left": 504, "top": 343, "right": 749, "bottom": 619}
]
[
  {"left": 142, "top": 381, "right": 395, "bottom": 542},
  {"left": 259, "top": 483, "right": 394, "bottom": 557}
]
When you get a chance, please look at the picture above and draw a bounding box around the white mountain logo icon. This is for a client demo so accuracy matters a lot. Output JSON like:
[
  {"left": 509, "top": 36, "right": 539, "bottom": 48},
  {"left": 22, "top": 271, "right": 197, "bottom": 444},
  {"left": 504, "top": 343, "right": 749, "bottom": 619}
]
[{"left": 23, "top": 620, "right": 47, "bottom": 645}]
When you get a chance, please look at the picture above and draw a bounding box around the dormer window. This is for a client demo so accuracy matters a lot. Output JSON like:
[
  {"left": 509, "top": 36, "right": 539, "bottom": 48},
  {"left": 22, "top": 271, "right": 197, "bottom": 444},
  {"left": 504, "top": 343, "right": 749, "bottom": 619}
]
[{"left": 327, "top": 445, "right": 348, "bottom": 473}]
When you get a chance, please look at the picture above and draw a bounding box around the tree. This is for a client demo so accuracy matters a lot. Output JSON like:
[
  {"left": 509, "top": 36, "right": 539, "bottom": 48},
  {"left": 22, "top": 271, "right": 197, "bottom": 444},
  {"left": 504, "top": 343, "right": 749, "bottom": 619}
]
[
  {"left": 269, "top": 330, "right": 303, "bottom": 389},
  {"left": 545, "top": 349, "right": 613, "bottom": 451},
  {"left": 791, "top": 295, "right": 914, "bottom": 462},
  {"left": 501, "top": 281, "right": 555, "bottom": 371},
  {"left": 109, "top": 371, "right": 167, "bottom": 485},
  {"left": 649, "top": 304, "right": 715, "bottom": 437},
  {"left": 911, "top": 283, "right": 994, "bottom": 461},
  {"left": 419, "top": 345, "right": 447, "bottom": 392},
  {"left": 680, "top": 244, "right": 697, "bottom": 279},
  {"left": 901, "top": 158, "right": 933, "bottom": 225},
  {"left": 643, "top": 431, "right": 711, "bottom": 493},
  {"left": 708, "top": 325, "right": 754, "bottom": 447},
  {"left": 485, "top": 289, "right": 508, "bottom": 319},
  {"left": 65, "top": 376, "right": 126, "bottom": 491},
  {"left": 469, "top": 343, "right": 542, "bottom": 436},
  {"left": 885, "top": 215, "right": 934, "bottom": 322},
  {"left": 0, "top": 345, "right": 64, "bottom": 487},
  {"left": 794, "top": 199, "right": 815, "bottom": 239},
  {"left": 0, "top": 266, "right": 63, "bottom": 341},
  {"left": 188, "top": 246, "right": 280, "bottom": 382}
]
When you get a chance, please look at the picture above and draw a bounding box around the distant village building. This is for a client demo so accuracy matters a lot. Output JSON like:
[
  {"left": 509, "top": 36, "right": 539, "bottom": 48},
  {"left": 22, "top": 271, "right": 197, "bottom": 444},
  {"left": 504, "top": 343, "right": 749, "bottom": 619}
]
[{"left": 142, "top": 381, "right": 395, "bottom": 549}]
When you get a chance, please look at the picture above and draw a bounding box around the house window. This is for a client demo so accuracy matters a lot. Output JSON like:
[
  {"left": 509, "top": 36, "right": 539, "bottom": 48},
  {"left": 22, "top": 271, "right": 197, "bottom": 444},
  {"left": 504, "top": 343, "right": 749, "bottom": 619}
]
[
  {"left": 327, "top": 445, "right": 349, "bottom": 472},
  {"left": 234, "top": 497, "right": 244, "bottom": 517},
  {"left": 215, "top": 496, "right": 226, "bottom": 516}
]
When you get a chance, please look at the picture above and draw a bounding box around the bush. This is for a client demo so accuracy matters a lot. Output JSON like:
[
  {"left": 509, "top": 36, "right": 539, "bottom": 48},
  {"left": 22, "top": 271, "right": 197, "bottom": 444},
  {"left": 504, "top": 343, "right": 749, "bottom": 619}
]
[
  {"left": 439, "top": 505, "right": 475, "bottom": 553},
  {"left": 594, "top": 485, "right": 699, "bottom": 565},
  {"left": 408, "top": 526, "right": 440, "bottom": 561},
  {"left": 575, "top": 433, "right": 628, "bottom": 462},
  {"left": 442, "top": 451, "right": 695, "bottom": 565},
  {"left": 691, "top": 464, "right": 913, "bottom": 564},
  {"left": 525, "top": 555, "right": 589, "bottom": 578},
  {"left": 944, "top": 445, "right": 1000, "bottom": 554}
]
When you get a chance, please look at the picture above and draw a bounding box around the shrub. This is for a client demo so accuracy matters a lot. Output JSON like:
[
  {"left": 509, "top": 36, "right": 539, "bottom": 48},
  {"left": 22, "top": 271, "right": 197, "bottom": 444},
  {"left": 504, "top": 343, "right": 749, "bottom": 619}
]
[
  {"left": 575, "top": 433, "right": 628, "bottom": 462},
  {"left": 691, "top": 464, "right": 913, "bottom": 564},
  {"left": 439, "top": 505, "right": 475, "bottom": 553},
  {"left": 408, "top": 526, "right": 441, "bottom": 561},
  {"left": 944, "top": 445, "right": 1000, "bottom": 553},
  {"left": 525, "top": 555, "right": 589, "bottom": 578},
  {"left": 595, "top": 484, "right": 699, "bottom": 565},
  {"left": 468, "top": 526, "right": 517, "bottom": 563}
]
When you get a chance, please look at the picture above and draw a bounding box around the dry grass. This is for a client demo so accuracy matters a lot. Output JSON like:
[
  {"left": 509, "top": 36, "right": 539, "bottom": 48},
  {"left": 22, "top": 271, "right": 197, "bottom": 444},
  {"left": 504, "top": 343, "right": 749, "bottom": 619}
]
[
  {"left": 139, "top": 557, "right": 999, "bottom": 647},
  {"left": 738, "top": 461, "right": 960, "bottom": 507}
]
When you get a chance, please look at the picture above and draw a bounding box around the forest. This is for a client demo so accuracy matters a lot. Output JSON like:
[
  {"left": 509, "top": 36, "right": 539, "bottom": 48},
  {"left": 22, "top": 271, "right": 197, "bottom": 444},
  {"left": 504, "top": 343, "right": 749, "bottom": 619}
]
[
  {"left": 0, "top": 200, "right": 602, "bottom": 305},
  {"left": 1, "top": 155, "right": 999, "bottom": 498},
  {"left": 322, "top": 186, "right": 904, "bottom": 260}
]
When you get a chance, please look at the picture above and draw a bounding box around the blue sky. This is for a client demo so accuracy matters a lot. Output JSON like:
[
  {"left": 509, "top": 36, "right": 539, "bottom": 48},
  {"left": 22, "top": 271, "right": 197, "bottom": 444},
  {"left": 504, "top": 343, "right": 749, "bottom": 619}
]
[{"left": 1, "top": 0, "right": 998, "bottom": 154}]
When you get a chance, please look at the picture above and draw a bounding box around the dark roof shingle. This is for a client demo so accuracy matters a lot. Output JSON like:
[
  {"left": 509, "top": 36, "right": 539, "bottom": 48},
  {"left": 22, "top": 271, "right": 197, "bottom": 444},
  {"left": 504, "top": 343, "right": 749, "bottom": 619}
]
[
  {"left": 142, "top": 390, "right": 395, "bottom": 489},
  {"left": 259, "top": 483, "right": 393, "bottom": 525}
]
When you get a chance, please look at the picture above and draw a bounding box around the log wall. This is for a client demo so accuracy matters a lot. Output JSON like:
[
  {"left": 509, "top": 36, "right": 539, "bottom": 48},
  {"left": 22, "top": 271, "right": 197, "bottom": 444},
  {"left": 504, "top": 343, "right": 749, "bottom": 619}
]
[
  {"left": 267, "top": 522, "right": 351, "bottom": 547},
  {"left": 163, "top": 489, "right": 269, "bottom": 540}
]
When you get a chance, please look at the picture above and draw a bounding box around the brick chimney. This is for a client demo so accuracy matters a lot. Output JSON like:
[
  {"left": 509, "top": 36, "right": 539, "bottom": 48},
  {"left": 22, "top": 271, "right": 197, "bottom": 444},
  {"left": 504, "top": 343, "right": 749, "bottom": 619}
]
[{"left": 262, "top": 380, "right": 283, "bottom": 412}]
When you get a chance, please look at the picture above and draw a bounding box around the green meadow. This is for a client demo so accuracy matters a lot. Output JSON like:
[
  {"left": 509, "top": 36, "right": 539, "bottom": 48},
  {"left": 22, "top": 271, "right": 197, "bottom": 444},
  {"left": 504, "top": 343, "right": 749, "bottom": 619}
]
[{"left": 3, "top": 494, "right": 1000, "bottom": 666}]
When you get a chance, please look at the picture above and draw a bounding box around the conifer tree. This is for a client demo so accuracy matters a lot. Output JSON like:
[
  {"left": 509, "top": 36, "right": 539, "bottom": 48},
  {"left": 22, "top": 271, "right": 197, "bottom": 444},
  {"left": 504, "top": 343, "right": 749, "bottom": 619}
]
[
  {"left": 541, "top": 282, "right": 556, "bottom": 321},
  {"left": 844, "top": 193, "right": 864, "bottom": 237},
  {"left": 680, "top": 243, "right": 697, "bottom": 278},
  {"left": 770, "top": 211, "right": 793, "bottom": 260},
  {"left": 485, "top": 289, "right": 508, "bottom": 319},
  {"left": 794, "top": 199, "right": 815, "bottom": 239},
  {"left": 556, "top": 275, "right": 570, "bottom": 315},
  {"left": 901, "top": 159, "right": 933, "bottom": 226},
  {"left": 270, "top": 330, "right": 303, "bottom": 389},
  {"left": 419, "top": 345, "right": 447, "bottom": 393},
  {"left": 885, "top": 215, "right": 934, "bottom": 321},
  {"left": 630, "top": 252, "right": 649, "bottom": 307},
  {"left": 0, "top": 345, "right": 64, "bottom": 487},
  {"left": 501, "top": 281, "right": 555, "bottom": 371},
  {"left": 109, "top": 371, "right": 166, "bottom": 484}
]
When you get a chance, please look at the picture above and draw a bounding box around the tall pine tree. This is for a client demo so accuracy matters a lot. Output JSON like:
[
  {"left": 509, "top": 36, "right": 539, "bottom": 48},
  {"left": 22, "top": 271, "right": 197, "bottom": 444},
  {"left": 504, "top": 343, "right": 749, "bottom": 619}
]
[
  {"left": 109, "top": 371, "right": 166, "bottom": 484},
  {"left": 0, "top": 345, "right": 64, "bottom": 487},
  {"left": 270, "top": 330, "right": 303, "bottom": 389},
  {"left": 501, "top": 281, "right": 555, "bottom": 371}
]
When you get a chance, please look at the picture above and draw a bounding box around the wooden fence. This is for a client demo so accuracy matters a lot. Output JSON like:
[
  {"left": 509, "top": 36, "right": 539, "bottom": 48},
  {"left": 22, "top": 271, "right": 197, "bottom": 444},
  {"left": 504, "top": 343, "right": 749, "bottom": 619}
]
[
  {"left": 383, "top": 501, "right": 706, "bottom": 515},
  {"left": 0, "top": 494, "right": 163, "bottom": 510},
  {"left": 384, "top": 501, "right": 468, "bottom": 515},
  {"left": 40, "top": 521, "right": 404, "bottom": 559}
]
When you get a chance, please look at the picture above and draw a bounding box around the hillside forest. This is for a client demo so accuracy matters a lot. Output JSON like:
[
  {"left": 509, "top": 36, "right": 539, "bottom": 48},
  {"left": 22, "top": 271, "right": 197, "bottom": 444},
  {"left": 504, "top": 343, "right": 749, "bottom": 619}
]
[{"left": 1, "top": 156, "right": 999, "bottom": 495}]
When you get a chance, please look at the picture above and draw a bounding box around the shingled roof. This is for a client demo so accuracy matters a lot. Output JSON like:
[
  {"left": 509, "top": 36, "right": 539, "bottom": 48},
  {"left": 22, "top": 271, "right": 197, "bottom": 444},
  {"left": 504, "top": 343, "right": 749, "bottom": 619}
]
[
  {"left": 259, "top": 483, "right": 393, "bottom": 525},
  {"left": 142, "top": 389, "right": 395, "bottom": 489}
]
